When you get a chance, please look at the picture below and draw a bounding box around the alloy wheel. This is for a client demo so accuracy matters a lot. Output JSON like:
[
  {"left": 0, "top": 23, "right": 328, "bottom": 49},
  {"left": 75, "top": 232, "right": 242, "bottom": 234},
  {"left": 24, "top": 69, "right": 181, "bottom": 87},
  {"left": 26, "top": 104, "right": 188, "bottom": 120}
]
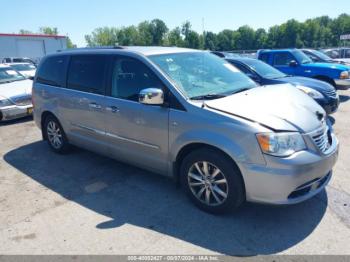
[
  {"left": 188, "top": 161, "right": 229, "bottom": 206},
  {"left": 47, "top": 121, "right": 63, "bottom": 149}
]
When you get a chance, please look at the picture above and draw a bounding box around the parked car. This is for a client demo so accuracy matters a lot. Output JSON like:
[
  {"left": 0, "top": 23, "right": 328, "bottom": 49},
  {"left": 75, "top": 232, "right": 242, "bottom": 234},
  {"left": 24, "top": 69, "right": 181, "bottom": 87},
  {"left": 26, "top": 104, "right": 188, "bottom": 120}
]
[
  {"left": 321, "top": 48, "right": 350, "bottom": 63},
  {"left": 32, "top": 47, "right": 339, "bottom": 213},
  {"left": 2, "top": 57, "right": 37, "bottom": 66},
  {"left": 302, "top": 49, "right": 350, "bottom": 66},
  {"left": 258, "top": 49, "right": 350, "bottom": 89},
  {"left": 210, "top": 51, "right": 241, "bottom": 58},
  {"left": 0, "top": 64, "right": 33, "bottom": 121},
  {"left": 8, "top": 63, "right": 36, "bottom": 78},
  {"left": 225, "top": 57, "right": 339, "bottom": 114}
]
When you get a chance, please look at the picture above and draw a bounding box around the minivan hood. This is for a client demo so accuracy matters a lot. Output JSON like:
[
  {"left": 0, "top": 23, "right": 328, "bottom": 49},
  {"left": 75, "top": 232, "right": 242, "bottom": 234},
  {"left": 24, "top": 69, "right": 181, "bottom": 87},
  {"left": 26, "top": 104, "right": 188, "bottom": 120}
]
[
  {"left": 205, "top": 84, "right": 325, "bottom": 133},
  {"left": 0, "top": 79, "right": 32, "bottom": 100}
]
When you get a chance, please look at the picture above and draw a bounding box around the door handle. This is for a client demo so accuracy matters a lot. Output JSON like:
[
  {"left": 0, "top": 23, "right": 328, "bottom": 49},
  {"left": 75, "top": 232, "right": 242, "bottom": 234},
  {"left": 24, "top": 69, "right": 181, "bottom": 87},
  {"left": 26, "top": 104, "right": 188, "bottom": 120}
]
[
  {"left": 106, "top": 106, "right": 120, "bottom": 113},
  {"left": 89, "top": 103, "right": 102, "bottom": 109}
]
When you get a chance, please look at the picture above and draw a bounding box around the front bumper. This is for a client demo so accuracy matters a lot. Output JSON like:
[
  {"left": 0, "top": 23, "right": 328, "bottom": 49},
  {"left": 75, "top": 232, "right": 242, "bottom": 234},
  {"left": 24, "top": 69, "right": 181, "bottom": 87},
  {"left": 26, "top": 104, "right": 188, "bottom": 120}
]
[
  {"left": 335, "top": 78, "right": 350, "bottom": 90},
  {"left": 0, "top": 104, "right": 33, "bottom": 121},
  {"left": 316, "top": 96, "right": 340, "bottom": 115},
  {"left": 240, "top": 133, "right": 339, "bottom": 205}
]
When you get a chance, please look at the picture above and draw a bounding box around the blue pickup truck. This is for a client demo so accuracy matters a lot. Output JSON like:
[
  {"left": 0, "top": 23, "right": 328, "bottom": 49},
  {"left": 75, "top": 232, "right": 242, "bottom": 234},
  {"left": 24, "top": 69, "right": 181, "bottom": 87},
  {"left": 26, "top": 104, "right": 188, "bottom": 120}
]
[{"left": 258, "top": 49, "right": 350, "bottom": 89}]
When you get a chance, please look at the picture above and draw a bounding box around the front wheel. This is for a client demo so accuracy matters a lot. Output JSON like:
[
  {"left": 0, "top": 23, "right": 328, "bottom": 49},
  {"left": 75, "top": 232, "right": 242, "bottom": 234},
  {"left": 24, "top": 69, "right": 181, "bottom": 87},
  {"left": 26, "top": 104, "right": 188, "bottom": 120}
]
[
  {"left": 44, "top": 115, "right": 70, "bottom": 154},
  {"left": 180, "top": 148, "right": 245, "bottom": 214}
]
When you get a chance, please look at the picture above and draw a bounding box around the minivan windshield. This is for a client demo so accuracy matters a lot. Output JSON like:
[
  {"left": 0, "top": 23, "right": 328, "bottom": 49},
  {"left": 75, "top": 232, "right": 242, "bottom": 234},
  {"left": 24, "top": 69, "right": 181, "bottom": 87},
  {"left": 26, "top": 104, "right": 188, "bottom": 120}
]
[
  {"left": 0, "top": 67, "right": 26, "bottom": 84},
  {"left": 149, "top": 52, "right": 257, "bottom": 99},
  {"left": 243, "top": 59, "right": 287, "bottom": 79}
]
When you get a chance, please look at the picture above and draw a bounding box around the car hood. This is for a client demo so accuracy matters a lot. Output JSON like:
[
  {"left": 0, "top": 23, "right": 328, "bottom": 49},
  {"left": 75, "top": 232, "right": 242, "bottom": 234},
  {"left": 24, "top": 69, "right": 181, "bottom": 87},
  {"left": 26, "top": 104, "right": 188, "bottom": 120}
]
[
  {"left": 205, "top": 84, "right": 325, "bottom": 133},
  {"left": 279, "top": 76, "right": 335, "bottom": 92},
  {"left": 0, "top": 79, "right": 32, "bottom": 100},
  {"left": 19, "top": 70, "right": 36, "bottom": 77},
  {"left": 305, "top": 62, "right": 350, "bottom": 71}
]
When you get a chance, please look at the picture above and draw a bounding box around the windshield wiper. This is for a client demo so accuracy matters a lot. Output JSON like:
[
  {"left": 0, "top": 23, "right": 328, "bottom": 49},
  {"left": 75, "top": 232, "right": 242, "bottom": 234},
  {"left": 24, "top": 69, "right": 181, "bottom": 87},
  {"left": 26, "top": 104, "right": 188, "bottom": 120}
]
[{"left": 190, "top": 93, "right": 226, "bottom": 100}]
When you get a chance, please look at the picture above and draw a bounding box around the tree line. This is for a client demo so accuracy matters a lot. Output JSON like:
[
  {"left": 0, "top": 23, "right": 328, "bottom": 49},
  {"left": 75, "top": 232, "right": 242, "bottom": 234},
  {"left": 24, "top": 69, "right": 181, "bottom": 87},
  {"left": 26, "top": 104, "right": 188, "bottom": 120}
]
[{"left": 85, "top": 14, "right": 350, "bottom": 50}]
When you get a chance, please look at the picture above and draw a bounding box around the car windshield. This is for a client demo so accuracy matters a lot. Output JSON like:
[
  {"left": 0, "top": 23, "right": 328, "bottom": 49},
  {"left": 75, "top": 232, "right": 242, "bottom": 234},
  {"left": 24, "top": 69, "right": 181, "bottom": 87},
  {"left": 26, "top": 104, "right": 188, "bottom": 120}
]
[
  {"left": 0, "top": 67, "right": 26, "bottom": 84},
  {"left": 10, "top": 64, "right": 36, "bottom": 71},
  {"left": 244, "top": 59, "right": 287, "bottom": 79},
  {"left": 292, "top": 50, "right": 313, "bottom": 64},
  {"left": 149, "top": 52, "right": 257, "bottom": 99},
  {"left": 310, "top": 50, "right": 333, "bottom": 61}
]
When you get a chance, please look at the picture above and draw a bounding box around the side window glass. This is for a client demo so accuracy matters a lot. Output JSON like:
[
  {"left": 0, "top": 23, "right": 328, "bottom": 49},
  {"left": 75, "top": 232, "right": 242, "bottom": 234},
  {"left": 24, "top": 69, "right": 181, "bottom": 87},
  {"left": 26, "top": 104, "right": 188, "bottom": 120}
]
[
  {"left": 36, "top": 56, "right": 69, "bottom": 87},
  {"left": 273, "top": 53, "right": 294, "bottom": 66},
  {"left": 110, "top": 58, "right": 163, "bottom": 101},
  {"left": 344, "top": 49, "right": 350, "bottom": 58},
  {"left": 67, "top": 55, "right": 108, "bottom": 95},
  {"left": 259, "top": 53, "right": 269, "bottom": 63}
]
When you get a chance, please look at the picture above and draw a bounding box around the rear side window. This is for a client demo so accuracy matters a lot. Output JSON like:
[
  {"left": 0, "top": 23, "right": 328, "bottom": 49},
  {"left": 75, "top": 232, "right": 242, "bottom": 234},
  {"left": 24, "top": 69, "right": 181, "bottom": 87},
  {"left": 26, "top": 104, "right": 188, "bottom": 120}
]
[
  {"left": 67, "top": 55, "right": 108, "bottom": 95},
  {"left": 231, "top": 62, "right": 251, "bottom": 74},
  {"left": 259, "top": 53, "right": 269, "bottom": 63},
  {"left": 36, "top": 56, "right": 69, "bottom": 87},
  {"left": 273, "top": 53, "right": 294, "bottom": 66}
]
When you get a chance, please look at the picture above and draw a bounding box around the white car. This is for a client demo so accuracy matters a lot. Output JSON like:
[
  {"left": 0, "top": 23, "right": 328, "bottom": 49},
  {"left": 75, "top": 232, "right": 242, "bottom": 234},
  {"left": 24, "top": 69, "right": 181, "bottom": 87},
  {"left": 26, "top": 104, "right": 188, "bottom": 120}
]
[
  {"left": 8, "top": 63, "right": 36, "bottom": 78},
  {"left": 0, "top": 64, "right": 33, "bottom": 121}
]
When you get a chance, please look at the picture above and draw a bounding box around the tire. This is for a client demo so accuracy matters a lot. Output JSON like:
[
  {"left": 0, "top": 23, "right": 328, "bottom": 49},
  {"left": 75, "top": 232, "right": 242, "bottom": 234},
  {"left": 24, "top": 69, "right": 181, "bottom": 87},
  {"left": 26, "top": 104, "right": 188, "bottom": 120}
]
[
  {"left": 43, "top": 115, "right": 70, "bottom": 154},
  {"left": 180, "top": 148, "right": 245, "bottom": 214}
]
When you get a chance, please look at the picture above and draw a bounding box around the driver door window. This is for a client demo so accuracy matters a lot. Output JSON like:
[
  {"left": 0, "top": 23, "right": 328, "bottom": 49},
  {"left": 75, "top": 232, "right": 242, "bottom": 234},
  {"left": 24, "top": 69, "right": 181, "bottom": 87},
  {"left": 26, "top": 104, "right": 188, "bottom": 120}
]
[
  {"left": 110, "top": 58, "right": 163, "bottom": 101},
  {"left": 273, "top": 53, "right": 294, "bottom": 66}
]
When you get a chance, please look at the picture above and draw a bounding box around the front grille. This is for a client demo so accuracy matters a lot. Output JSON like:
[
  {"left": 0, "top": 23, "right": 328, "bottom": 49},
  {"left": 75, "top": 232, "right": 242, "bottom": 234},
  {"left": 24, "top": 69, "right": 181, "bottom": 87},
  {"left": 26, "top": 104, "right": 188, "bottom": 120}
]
[
  {"left": 311, "top": 124, "right": 332, "bottom": 154},
  {"left": 322, "top": 89, "right": 337, "bottom": 98},
  {"left": 11, "top": 95, "right": 32, "bottom": 106}
]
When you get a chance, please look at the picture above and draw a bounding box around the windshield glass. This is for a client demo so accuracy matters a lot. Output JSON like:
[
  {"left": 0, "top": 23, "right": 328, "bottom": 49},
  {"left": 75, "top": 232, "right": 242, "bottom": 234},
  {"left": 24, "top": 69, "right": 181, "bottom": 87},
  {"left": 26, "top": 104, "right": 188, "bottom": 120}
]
[
  {"left": 292, "top": 50, "right": 313, "bottom": 64},
  {"left": 0, "top": 67, "right": 26, "bottom": 83},
  {"left": 10, "top": 64, "right": 36, "bottom": 71},
  {"left": 149, "top": 52, "right": 257, "bottom": 99},
  {"left": 244, "top": 59, "right": 287, "bottom": 79},
  {"left": 310, "top": 50, "right": 333, "bottom": 61}
]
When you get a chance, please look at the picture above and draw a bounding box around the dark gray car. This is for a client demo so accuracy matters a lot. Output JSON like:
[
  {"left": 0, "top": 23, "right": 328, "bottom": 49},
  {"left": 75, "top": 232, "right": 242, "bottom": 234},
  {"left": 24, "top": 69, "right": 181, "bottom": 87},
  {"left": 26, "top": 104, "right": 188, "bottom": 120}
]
[{"left": 32, "top": 47, "right": 339, "bottom": 213}]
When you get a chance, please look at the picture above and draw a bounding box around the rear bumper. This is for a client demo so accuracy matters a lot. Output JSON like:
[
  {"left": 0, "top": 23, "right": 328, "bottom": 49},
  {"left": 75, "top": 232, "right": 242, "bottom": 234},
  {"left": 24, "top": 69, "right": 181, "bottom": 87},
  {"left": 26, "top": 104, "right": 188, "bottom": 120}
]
[
  {"left": 240, "top": 133, "right": 339, "bottom": 205},
  {"left": 0, "top": 104, "right": 33, "bottom": 121},
  {"left": 335, "top": 79, "right": 350, "bottom": 90}
]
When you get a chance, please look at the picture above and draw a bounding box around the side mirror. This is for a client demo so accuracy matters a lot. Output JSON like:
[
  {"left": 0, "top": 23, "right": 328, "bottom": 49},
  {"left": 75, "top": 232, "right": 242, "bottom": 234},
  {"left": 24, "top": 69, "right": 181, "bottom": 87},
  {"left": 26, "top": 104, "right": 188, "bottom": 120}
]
[
  {"left": 289, "top": 60, "right": 298, "bottom": 67},
  {"left": 28, "top": 76, "right": 34, "bottom": 81},
  {"left": 139, "top": 88, "right": 164, "bottom": 105}
]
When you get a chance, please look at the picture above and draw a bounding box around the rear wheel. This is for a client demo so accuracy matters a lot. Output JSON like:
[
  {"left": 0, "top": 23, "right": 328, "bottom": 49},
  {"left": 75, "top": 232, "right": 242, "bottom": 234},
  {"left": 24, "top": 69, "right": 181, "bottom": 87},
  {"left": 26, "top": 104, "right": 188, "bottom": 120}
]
[
  {"left": 44, "top": 115, "right": 70, "bottom": 154},
  {"left": 180, "top": 148, "right": 245, "bottom": 214}
]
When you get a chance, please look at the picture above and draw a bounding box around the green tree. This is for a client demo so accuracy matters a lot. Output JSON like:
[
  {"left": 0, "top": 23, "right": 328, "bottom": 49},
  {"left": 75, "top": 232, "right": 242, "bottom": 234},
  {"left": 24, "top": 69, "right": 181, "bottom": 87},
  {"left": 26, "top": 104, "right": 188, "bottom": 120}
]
[
  {"left": 203, "top": 31, "right": 217, "bottom": 50},
  {"left": 85, "top": 27, "right": 119, "bottom": 46},
  {"left": 39, "top": 27, "right": 59, "bottom": 35},
  {"left": 167, "top": 27, "right": 184, "bottom": 47},
  {"left": 149, "top": 19, "right": 168, "bottom": 45}
]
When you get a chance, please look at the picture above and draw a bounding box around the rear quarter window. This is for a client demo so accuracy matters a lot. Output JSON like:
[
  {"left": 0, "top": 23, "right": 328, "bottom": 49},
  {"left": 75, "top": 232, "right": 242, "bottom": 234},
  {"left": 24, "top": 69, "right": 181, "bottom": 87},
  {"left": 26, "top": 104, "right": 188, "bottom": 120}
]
[{"left": 36, "top": 56, "right": 69, "bottom": 87}]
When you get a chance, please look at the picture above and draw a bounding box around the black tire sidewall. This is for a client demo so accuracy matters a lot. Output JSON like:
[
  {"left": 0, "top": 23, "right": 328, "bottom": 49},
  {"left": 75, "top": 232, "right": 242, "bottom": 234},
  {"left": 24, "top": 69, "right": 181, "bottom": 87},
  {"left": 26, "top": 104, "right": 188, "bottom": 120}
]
[{"left": 180, "top": 148, "right": 245, "bottom": 214}]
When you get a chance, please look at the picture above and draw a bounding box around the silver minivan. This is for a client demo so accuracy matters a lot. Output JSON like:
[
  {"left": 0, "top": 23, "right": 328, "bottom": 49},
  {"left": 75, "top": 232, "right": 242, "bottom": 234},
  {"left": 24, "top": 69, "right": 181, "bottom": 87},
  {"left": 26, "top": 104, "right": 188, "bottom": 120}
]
[{"left": 32, "top": 47, "right": 339, "bottom": 213}]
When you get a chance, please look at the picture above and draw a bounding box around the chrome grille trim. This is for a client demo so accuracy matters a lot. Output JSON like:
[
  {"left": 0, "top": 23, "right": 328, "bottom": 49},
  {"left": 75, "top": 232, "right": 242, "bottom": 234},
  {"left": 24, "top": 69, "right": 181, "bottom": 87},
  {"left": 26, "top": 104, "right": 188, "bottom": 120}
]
[
  {"left": 322, "top": 89, "right": 337, "bottom": 98},
  {"left": 310, "top": 123, "right": 331, "bottom": 154}
]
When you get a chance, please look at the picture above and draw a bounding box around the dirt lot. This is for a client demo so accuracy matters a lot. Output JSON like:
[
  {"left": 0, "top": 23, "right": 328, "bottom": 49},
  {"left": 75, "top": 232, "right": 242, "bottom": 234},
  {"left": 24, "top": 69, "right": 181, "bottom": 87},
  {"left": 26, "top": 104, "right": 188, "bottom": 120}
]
[{"left": 0, "top": 90, "right": 350, "bottom": 255}]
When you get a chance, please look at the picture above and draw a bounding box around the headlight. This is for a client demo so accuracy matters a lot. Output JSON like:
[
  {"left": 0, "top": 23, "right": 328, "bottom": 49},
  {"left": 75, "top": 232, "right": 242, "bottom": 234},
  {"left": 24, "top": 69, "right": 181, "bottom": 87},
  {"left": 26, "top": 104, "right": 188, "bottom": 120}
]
[
  {"left": 0, "top": 97, "right": 13, "bottom": 107},
  {"left": 256, "top": 132, "right": 306, "bottom": 157},
  {"left": 340, "top": 71, "right": 349, "bottom": 79},
  {"left": 296, "top": 85, "right": 324, "bottom": 99}
]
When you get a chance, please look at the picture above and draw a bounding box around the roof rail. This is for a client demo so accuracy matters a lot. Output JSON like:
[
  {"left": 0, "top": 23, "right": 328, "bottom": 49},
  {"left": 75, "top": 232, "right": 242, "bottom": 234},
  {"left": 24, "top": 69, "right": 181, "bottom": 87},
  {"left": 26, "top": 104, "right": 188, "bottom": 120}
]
[{"left": 57, "top": 46, "right": 124, "bottom": 52}]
